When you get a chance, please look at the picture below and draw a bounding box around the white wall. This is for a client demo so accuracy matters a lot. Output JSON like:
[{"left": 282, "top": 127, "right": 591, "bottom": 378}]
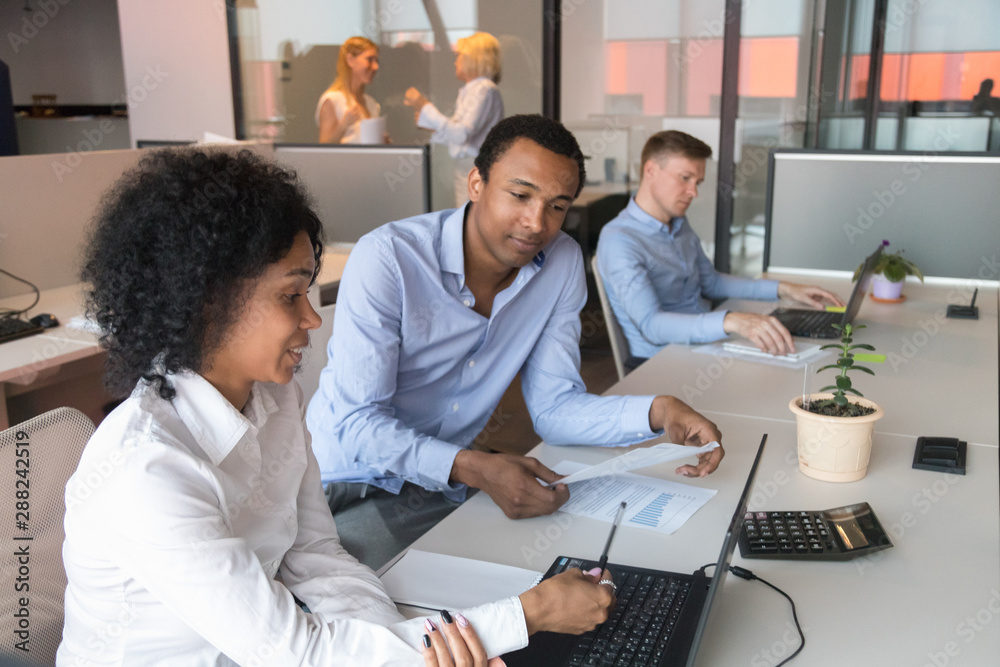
[
  {"left": 116, "top": 0, "right": 235, "bottom": 144},
  {"left": 1, "top": 0, "right": 126, "bottom": 105}
]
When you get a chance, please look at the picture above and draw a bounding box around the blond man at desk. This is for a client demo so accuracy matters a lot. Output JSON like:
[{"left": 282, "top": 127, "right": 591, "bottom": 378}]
[
  {"left": 596, "top": 130, "right": 843, "bottom": 364},
  {"left": 307, "top": 116, "right": 724, "bottom": 569}
]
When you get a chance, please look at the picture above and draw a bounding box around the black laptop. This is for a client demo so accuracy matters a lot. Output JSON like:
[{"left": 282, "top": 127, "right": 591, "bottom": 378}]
[
  {"left": 770, "top": 244, "right": 883, "bottom": 338},
  {"left": 504, "top": 436, "right": 767, "bottom": 667}
]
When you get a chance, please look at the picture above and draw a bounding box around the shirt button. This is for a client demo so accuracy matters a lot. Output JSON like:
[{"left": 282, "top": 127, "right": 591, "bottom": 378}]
[
  {"left": 453, "top": 403, "right": 460, "bottom": 412},
  {"left": 468, "top": 360, "right": 475, "bottom": 368},
  {"left": 463, "top": 299, "right": 471, "bottom": 307},
  {"left": 244, "top": 443, "right": 252, "bottom": 452}
]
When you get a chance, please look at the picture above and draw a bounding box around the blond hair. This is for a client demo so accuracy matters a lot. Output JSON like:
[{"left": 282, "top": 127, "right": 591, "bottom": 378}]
[
  {"left": 456, "top": 32, "right": 501, "bottom": 83},
  {"left": 327, "top": 36, "right": 378, "bottom": 115}
]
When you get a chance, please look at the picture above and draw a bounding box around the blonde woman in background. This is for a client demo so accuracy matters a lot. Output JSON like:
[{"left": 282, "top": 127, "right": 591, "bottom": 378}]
[
  {"left": 404, "top": 32, "right": 504, "bottom": 207},
  {"left": 317, "top": 36, "right": 382, "bottom": 144}
]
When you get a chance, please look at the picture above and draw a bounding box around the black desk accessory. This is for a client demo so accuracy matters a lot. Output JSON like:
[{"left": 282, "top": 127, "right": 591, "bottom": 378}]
[
  {"left": 739, "top": 502, "right": 892, "bottom": 561},
  {"left": 29, "top": 312, "right": 59, "bottom": 328},
  {"left": 946, "top": 288, "right": 979, "bottom": 320},
  {"left": 912, "top": 436, "right": 967, "bottom": 475},
  {"left": 0, "top": 316, "right": 43, "bottom": 344}
]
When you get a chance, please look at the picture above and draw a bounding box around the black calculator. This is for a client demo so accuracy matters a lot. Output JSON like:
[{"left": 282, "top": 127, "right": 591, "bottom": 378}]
[{"left": 738, "top": 502, "right": 893, "bottom": 561}]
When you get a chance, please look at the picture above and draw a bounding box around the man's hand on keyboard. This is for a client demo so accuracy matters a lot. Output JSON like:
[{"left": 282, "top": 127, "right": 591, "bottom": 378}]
[{"left": 723, "top": 311, "right": 795, "bottom": 356}]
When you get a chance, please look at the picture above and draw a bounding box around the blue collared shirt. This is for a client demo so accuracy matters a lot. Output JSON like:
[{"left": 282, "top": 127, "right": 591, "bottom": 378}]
[
  {"left": 306, "top": 205, "right": 658, "bottom": 499},
  {"left": 597, "top": 198, "right": 779, "bottom": 359}
]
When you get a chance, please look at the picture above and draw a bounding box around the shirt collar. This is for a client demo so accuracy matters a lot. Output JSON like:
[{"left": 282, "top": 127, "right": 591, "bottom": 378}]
[
  {"left": 440, "top": 204, "right": 469, "bottom": 280},
  {"left": 168, "top": 372, "right": 279, "bottom": 466},
  {"left": 440, "top": 203, "right": 548, "bottom": 282},
  {"left": 626, "top": 197, "right": 687, "bottom": 238}
]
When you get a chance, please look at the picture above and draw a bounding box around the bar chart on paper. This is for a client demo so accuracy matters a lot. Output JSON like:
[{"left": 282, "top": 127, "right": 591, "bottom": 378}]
[
  {"left": 630, "top": 492, "right": 676, "bottom": 528},
  {"left": 554, "top": 462, "right": 717, "bottom": 535}
]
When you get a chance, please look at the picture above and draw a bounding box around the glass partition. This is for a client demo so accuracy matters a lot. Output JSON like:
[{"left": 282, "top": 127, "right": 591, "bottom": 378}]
[{"left": 233, "top": 0, "right": 542, "bottom": 209}]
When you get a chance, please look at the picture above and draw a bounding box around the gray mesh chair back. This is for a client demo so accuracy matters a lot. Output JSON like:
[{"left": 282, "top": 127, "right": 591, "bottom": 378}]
[
  {"left": 1, "top": 407, "right": 95, "bottom": 666},
  {"left": 591, "top": 254, "right": 631, "bottom": 381}
]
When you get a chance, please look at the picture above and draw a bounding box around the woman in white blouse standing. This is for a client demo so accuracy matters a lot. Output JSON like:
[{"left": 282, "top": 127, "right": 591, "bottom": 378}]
[
  {"left": 317, "top": 36, "right": 382, "bottom": 144},
  {"left": 404, "top": 32, "right": 505, "bottom": 207},
  {"left": 56, "top": 148, "right": 614, "bottom": 666}
]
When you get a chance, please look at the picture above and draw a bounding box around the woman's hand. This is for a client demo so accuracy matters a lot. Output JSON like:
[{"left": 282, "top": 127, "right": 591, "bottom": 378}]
[
  {"left": 420, "top": 611, "right": 506, "bottom": 667},
  {"left": 519, "top": 567, "right": 616, "bottom": 635},
  {"left": 405, "top": 87, "right": 429, "bottom": 111}
]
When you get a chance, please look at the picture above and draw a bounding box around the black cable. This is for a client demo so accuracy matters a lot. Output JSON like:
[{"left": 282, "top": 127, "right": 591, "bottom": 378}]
[
  {"left": 698, "top": 562, "right": 805, "bottom": 665},
  {"left": 0, "top": 268, "right": 40, "bottom": 318},
  {"left": 728, "top": 565, "right": 804, "bottom": 666}
]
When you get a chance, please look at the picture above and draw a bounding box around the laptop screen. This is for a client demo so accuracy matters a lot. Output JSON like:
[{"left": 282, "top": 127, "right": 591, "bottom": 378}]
[
  {"left": 841, "top": 244, "right": 885, "bottom": 325},
  {"left": 684, "top": 435, "right": 768, "bottom": 667}
]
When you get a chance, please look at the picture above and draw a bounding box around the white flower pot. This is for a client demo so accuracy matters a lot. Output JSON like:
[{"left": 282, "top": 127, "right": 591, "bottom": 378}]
[
  {"left": 871, "top": 274, "right": 904, "bottom": 300},
  {"left": 789, "top": 393, "right": 884, "bottom": 482}
]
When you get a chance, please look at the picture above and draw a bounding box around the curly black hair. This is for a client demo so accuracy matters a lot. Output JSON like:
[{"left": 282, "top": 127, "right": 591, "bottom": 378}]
[
  {"left": 82, "top": 148, "right": 324, "bottom": 400},
  {"left": 474, "top": 114, "right": 586, "bottom": 197}
]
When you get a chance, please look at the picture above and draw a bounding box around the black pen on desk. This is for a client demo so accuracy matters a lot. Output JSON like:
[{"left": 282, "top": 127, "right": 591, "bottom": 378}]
[{"left": 597, "top": 501, "right": 627, "bottom": 572}]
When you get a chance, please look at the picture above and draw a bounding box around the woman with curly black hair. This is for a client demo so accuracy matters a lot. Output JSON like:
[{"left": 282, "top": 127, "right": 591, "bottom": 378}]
[{"left": 56, "top": 148, "right": 555, "bottom": 665}]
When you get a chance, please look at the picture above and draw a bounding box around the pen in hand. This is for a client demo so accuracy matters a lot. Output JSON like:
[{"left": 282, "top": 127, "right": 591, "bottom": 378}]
[{"left": 597, "top": 501, "right": 627, "bottom": 572}]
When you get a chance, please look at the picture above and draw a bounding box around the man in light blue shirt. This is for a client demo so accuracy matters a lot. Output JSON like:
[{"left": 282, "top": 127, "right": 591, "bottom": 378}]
[
  {"left": 597, "top": 130, "right": 843, "bottom": 362},
  {"left": 307, "top": 116, "right": 724, "bottom": 568}
]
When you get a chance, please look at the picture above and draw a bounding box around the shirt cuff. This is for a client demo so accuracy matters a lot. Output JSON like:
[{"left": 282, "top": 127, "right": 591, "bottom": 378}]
[
  {"left": 758, "top": 279, "right": 781, "bottom": 301},
  {"left": 703, "top": 309, "right": 729, "bottom": 340},
  {"left": 417, "top": 102, "right": 447, "bottom": 131},
  {"left": 457, "top": 596, "right": 529, "bottom": 657},
  {"left": 412, "top": 439, "right": 466, "bottom": 495},
  {"left": 618, "top": 395, "right": 659, "bottom": 440}
]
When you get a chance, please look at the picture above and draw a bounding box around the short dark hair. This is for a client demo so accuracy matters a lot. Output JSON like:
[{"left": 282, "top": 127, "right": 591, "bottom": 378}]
[
  {"left": 641, "top": 130, "right": 713, "bottom": 169},
  {"left": 82, "top": 148, "right": 324, "bottom": 400},
  {"left": 474, "top": 114, "right": 586, "bottom": 197}
]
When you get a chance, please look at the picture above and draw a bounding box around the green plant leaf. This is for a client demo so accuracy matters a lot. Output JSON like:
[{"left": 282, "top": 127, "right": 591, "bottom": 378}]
[
  {"left": 816, "top": 364, "right": 840, "bottom": 373},
  {"left": 843, "top": 387, "right": 863, "bottom": 396},
  {"left": 853, "top": 365, "right": 875, "bottom": 375},
  {"left": 836, "top": 358, "right": 853, "bottom": 367},
  {"left": 834, "top": 394, "right": 848, "bottom": 406},
  {"left": 848, "top": 343, "right": 876, "bottom": 351},
  {"left": 818, "top": 384, "right": 839, "bottom": 393},
  {"left": 836, "top": 376, "right": 852, "bottom": 389}
]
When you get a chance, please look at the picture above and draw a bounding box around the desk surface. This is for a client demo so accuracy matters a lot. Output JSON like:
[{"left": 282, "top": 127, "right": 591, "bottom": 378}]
[
  {"left": 408, "top": 275, "right": 1000, "bottom": 665},
  {"left": 624, "top": 276, "right": 998, "bottom": 447}
]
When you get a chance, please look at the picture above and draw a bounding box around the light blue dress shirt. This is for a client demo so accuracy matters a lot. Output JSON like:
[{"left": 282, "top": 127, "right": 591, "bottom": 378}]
[
  {"left": 307, "top": 205, "right": 658, "bottom": 500},
  {"left": 597, "top": 198, "right": 779, "bottom": 359}
]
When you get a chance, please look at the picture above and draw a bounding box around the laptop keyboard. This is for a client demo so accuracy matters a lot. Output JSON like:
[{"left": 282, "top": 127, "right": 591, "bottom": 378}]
[
  {"left": 783, "top": 310, "right": 841, "bottom": 336},
  {"left": 567, "top": 572, "right": 692, "bottom": 666},
  {"left": 0, "top": 317, "right": 43, "bottom": 344}
]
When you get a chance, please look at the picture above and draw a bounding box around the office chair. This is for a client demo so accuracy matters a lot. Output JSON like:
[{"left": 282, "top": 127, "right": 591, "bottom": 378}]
[
  {"left": 1, "top": 408, "right": 94, "bottom": 666},
  {"left": 590, "top": 255, "right": 631, "bottom": 381},
  {"left": 296, "top": 303, "right": 336, "bottom": 407}
]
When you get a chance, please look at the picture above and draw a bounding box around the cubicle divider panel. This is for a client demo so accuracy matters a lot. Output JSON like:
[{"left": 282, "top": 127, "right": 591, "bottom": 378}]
[
  {"left": 763, "top": 150, "right": 1000, "bottom": 280},
  {"left": 0, "top": 149, "right": 144, "bottom": 298},
  {"left": 273, "top": 144, "right": 431, "bottom": 246}
]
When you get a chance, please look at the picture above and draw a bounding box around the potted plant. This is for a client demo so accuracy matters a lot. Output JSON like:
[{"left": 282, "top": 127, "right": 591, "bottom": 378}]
[
  {"left": 854, "top": 240, "right": 924, "bottom": 302},
  {"left": 788, "top": 323, "right": 884, "bottom": 482}
]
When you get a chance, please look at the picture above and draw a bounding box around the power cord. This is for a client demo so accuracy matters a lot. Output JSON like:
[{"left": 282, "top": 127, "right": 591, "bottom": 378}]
[
  {"left": 699, "top": 563, "right": 805, "bottom": 666},
  {"left": 0, "top": 268, "right": 41, "bottom": 318}
]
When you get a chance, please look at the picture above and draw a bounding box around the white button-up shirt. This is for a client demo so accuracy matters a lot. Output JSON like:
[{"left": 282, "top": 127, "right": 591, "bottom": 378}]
[
  {"left": 417, "top": 77, "right": 504, "bottom": 159},
  {"left": 57, "top": 372, "right": 527, "bottom": 666}
]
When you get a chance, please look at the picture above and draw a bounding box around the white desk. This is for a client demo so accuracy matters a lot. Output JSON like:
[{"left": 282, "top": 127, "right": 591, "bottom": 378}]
[
  {"left": 0, "top": 284, "right": 101, "bottom": 429},
  {"left": 622, "top": 277, "right": 999, "bottom": 447},
  {"left": 406, "top": 276, "right": 1000, "bottom": 665}
]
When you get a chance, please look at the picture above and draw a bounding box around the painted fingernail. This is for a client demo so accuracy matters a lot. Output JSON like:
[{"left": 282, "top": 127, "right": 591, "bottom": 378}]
[
  {"left": 425, "top": 618, "right": 436, "bottom": 633},
  {"left": 422, "top": 634, "right": 431, "bottom": 648},
  {"left": 440, "top": 609, "right": 454, "bottom": 624},
  {"left": 587, "top": 567, "right": 603, "bottom": 577},
  {"left": 455, "top": 613, "right": 470, "bottom": 628}
]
